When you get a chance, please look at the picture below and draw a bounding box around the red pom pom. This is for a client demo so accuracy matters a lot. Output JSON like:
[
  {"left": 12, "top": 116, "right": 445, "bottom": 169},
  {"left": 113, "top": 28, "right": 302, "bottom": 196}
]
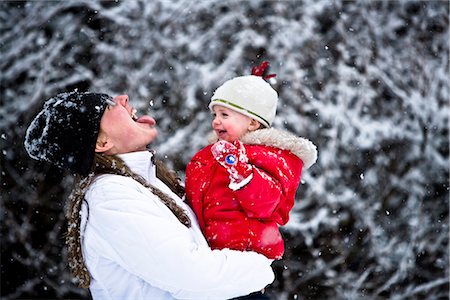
[{"left": 251, "top": 61, "right": 276, "bottom": 80}]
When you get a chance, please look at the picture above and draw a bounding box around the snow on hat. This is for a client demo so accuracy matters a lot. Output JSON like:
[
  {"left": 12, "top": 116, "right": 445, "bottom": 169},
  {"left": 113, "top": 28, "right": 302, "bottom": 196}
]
[
  {"left": 209, "top": 61, "right": 278, "bottom": 128},
  {"left": 24, "top": 91, "right": 112, "bottom": 175}
]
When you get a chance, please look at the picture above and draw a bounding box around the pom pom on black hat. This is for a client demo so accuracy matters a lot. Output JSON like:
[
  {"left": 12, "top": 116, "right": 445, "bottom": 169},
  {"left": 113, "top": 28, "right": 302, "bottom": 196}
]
[{"left": 24, "top": 91, "right": 112, "bottom": 176}]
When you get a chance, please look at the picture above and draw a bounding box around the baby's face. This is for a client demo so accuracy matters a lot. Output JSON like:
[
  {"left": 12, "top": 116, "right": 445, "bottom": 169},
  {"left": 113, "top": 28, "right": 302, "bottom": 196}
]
[{"left": 211, "top": 106, "right": 254, "bottom": 142}]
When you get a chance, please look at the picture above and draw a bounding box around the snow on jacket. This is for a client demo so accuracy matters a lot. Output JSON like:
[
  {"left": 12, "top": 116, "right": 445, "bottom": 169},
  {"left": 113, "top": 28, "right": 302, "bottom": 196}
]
[
  {"left": 80, "top": 150, "right": 274, "bottom": 300},
  {"left": 186, "top": 128, "right": 317, "bottom": 260}
]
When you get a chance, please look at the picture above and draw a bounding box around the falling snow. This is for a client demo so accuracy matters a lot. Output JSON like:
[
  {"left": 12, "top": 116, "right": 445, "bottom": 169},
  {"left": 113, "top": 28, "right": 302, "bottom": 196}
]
[{"left": 1, "top": 0, "right": 448, "bottom": 299}]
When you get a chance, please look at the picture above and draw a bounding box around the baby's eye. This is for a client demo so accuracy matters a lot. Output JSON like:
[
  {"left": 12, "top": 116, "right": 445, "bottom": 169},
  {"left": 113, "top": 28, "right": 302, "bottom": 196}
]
[{"left": 222, "top": 113, "right": 228, "bottom": 117}]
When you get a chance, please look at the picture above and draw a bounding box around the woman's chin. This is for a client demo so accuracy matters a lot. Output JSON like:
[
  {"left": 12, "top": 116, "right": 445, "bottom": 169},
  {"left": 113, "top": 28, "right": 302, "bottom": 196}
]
[{"left": 145, "top": 131, "right": 158, "bottom": 144}]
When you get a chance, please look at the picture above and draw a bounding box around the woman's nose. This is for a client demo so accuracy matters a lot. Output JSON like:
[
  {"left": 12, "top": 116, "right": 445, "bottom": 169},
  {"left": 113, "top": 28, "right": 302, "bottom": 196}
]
[{"left": 113, "top": 95, "right": 129, "bottom": 106}]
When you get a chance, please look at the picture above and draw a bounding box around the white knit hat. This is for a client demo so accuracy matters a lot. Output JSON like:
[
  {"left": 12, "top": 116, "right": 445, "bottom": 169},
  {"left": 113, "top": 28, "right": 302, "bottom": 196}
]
[{"left": 209, "top": 75, "right": 278, "bottom": 128}]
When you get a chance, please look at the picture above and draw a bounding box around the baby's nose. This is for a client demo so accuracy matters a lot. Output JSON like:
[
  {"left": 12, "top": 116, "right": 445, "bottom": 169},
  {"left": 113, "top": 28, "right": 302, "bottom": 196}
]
[{"left": 212, "top": 117, "right": 220, "bottom": 125}]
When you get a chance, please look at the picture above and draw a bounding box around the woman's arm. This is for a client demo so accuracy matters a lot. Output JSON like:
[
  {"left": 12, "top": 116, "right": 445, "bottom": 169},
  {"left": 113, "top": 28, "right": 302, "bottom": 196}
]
[{"left": 87, "top": 177, "right": 274, "bottom": 299}]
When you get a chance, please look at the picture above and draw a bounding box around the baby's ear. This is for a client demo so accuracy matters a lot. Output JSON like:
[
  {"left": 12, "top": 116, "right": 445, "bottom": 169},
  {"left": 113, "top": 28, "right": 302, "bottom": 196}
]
[{"left": 248, "top": 119, "right": 262, "bottom": 131}]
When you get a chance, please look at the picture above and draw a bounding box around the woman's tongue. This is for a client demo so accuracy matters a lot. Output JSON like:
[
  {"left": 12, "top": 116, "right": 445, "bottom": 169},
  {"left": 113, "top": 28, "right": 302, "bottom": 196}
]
[{"left": 136, "top": 115, "right": 156, "bottom": 126}]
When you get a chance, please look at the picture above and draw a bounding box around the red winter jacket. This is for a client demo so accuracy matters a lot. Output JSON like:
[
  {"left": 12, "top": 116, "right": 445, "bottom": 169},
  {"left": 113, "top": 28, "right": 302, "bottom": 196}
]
[{"left": 186, "top": 128, "right": 317, "bottom": 259}]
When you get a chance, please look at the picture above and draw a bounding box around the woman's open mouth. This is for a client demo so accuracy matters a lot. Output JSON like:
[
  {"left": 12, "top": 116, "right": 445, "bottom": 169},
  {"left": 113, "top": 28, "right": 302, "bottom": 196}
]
[
  {"left": 131, "top": 108, "right": 138, "bottom": 121},
  {"left": 130, "top": 108, "right": 156, "bottom": 127}
]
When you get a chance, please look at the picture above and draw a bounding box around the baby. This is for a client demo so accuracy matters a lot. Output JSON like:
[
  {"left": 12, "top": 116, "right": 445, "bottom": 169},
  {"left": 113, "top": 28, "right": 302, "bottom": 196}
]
[{"left": 186, "top": 62, "right": 317, "bottom": 260}]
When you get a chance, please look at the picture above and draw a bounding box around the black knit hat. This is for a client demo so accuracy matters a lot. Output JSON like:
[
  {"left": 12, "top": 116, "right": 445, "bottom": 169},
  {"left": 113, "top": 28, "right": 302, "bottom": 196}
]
[{"left": 24, "top": 91, "right": 112, "bottom": 176}]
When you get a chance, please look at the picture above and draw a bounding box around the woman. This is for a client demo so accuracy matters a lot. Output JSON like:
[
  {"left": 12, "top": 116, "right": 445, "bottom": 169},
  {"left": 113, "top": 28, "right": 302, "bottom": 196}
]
[{"left": 24, "top": 92, "right": 274, "bottom": 299}]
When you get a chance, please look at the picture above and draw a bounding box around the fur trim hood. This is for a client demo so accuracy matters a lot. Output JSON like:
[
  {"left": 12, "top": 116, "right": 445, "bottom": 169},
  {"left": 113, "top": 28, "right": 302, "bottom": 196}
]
[{"left": 209, "top": 128, "right": 318, "bottom": 169}]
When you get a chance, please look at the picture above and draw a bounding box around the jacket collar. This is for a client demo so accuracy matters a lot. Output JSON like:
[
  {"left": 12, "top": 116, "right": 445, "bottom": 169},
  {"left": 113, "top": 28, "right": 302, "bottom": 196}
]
[
  {"left": 209, "top": 128, "right": 318, "bottom": 169},
  {"left": 117, "top": 150, "right": 157, "bottom": 182}
]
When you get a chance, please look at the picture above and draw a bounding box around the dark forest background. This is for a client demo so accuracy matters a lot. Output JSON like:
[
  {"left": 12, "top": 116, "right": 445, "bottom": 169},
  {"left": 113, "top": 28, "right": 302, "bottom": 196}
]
[{"left": 1, "top": 1, "right": 448, "bottom": 299}]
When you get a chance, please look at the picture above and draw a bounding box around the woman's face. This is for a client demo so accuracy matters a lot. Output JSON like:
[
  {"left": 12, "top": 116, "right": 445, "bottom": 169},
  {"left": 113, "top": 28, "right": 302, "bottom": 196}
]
[{"left": 96, "top": 95, "right": 157, "bottom": 155}]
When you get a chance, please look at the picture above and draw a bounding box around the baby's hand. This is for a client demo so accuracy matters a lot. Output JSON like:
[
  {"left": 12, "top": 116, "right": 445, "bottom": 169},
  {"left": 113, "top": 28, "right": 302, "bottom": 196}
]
[{"left": 211, "top": 140, "right": 253, "bottom": 190}]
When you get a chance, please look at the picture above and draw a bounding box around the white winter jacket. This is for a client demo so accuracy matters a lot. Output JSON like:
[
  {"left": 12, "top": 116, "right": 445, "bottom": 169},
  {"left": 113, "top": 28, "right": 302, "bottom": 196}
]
[{"left": 80, "top": 150, "right": 274, "bottom": 300}]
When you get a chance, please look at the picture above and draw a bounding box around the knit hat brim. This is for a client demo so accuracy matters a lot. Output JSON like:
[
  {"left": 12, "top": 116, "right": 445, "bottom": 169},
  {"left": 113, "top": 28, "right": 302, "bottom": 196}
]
[
  {"left": 209, "top": 75, "right": 278, "bottom": 128},
  {"left": 209, "top": 99, "right": 271, "bottom": 128}
]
